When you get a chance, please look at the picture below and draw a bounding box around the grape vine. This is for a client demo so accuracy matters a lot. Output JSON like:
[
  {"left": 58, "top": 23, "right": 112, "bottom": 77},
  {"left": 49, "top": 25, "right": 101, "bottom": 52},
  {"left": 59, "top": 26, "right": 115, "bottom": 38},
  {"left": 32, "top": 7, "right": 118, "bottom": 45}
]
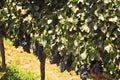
[{"left": 0, "top": 0, "right": 120, "bottom": 80}]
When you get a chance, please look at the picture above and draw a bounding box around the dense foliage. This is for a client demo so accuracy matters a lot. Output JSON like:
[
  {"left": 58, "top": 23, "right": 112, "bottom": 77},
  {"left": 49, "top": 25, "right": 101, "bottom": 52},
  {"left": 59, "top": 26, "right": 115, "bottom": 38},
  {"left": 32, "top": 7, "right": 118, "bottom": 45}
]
[{"left": 0, "top": 0, "right": 120, "bottom": 79}]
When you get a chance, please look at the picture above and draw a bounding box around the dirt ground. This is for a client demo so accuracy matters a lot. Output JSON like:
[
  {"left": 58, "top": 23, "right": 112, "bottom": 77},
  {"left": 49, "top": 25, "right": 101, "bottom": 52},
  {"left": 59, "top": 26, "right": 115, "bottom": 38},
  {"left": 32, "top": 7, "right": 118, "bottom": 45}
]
[{"left": 3, "top": 43, "right": 80, "bottom": 80}]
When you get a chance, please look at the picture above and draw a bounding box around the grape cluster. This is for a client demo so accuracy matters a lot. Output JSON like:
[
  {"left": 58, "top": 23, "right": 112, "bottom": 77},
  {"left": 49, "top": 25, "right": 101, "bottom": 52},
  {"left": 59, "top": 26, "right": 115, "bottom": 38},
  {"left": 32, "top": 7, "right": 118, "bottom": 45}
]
[
  {"left": 50, "top": 55, "right": 56, "bottom": 64},
  {"left": 59, "top": 53, "right": 74, "bottom": 72},
  {"left": 77, "top": 64, "right": 90, "bottom": 80},
  {"left": 13, "top": 40, "right": 20, "bottom": 48},
  {"left": 50, "top": 44, "right": 74, "bottom": 72},
  {"left": 59, "top": 58, "right": 67, "bottom": 72},
  {"left": 13, "top": 34, "right": 31, "bottom": 53},
  {"left": 32, "top": 41, "right": 45, "bottom": 62},
  {"left": 50, "top": 43, "right": 62, "bottom": 65},
  {"left": 50, "top": 53, "right": 61, "bottom": 65},
  {"left": 21, "top": 34, "right": 31, "bottom": 53},
  {"left": 90, "top": 60, "right": 103, "bottom": 74}
]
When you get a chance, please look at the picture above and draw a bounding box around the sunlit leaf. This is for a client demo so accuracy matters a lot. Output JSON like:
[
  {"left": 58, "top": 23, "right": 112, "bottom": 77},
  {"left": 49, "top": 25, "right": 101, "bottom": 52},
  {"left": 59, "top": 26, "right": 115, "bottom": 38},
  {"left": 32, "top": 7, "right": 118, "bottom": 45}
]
[
  {"left": 47, "top": 19, "right": 52, "bottom": 24},
  {"left": 81, "top": 50, "right": 87, "bottom": 59},
  {"left": 108, "top": 63, "right": 116, "bottom": 72},
  {"left": 89, "top": 47, "right": 96, "bottom": 54},
  {"left": 104, "top": 0, "right": 112, "bottom": 4}
]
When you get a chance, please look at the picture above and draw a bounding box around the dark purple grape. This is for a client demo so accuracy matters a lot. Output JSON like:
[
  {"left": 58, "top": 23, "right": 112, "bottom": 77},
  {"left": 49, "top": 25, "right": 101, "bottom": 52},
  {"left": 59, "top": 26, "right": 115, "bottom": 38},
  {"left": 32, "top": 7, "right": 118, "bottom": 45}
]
[
  {"left": 50, "top": 53, "right": 62, "bottom": 65},
  {"left": 66, "top": 53, "right": 74, "bottom": 70},
  {"left": 78, "top": 64, "right": 89, "bottom": 80},
  {"left": 13, "top": 40, "right": 20, "bottom": 48},
  {"left": 93, "top": 66, "right": 103, "bottom": 74},
  {"left": 59, "top": 53, "right": 74, "bottom": 72},
  {"left": 20, "top": 39, "right": 30, "bottom": 53},
  {"left": 22, "top": 44, "right": 30, "bottom": 53},
  {"left": 90, "top": 60, "right": 103, "bottom": 74},
  {"left": 50, "top": 55, "right": 57, "bottom": 64},
  {"left": 32, "top": 41, "right": 44, "bottom": 62},
  {"left": 50, "top": 43, "right": 62, "bottom": 65},
  {"left": 59, "top": 58, "right": 67, "bottom": 72}
]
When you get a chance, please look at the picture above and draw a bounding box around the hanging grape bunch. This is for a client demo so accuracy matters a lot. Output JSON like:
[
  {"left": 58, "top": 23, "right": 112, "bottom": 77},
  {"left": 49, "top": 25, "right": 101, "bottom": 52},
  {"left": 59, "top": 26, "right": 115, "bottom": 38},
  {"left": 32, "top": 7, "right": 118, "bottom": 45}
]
[
  {"left": 77, "top": 64, "right": 90, "bottom": 80},
  {"left": 50, "top": 43, "right": 74, "bottom": 72},
  {"left": 13, "top": 34, "right": 31, "bottom": 53},
  {"left": 64, "top": 53, "right": 74, "bottom": 72},
  {"left": 90, "top": 60, "right": 103, "bottom": 75},
  {"left": 50, "top": 43, "right": 62, "bottom": 66},
  {"left": 32, "top": 41, "right": 46, "bottom": 63},
  {"left": 59, "top": 53, "right": 74, "bottom": 72},
  {"left": 59, "top": 57, "right": 67, "bottom": 72},
  {"left": 20, "top": 34, "right": 31, "bottom": 53},
  {"left": 13, "top": 39, "right": 20, "bottom": 48},
  {"left": 50, "top": 53, "right": 62, "bottom": 66}
]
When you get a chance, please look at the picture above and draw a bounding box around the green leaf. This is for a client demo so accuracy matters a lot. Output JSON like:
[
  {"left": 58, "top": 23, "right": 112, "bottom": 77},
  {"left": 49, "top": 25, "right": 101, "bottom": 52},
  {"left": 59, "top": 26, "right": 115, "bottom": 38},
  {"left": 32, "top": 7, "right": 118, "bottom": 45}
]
[
  {"left": 104, "top": 39, "right": 112, "bottom": 44},
  {"left": 72, "top": 0, "right": 78, "bottom": 3},
  {"left": 0, "top": 14, "right": 3, "bottom": 19},
  {"left": 108, "top": 63, "right": 116, "bottom": 72},
  {"left": 80, "top": 46, "right": 85, "bottom": 54},
  {"left": 89, "top": 47, "right": 96, "bottom": 54},
  {"left": 110, "top": 50, "right": 117, "bottom": 59},
  {"left": 116, "top": 0, "right": 120, "bottom": 6}
]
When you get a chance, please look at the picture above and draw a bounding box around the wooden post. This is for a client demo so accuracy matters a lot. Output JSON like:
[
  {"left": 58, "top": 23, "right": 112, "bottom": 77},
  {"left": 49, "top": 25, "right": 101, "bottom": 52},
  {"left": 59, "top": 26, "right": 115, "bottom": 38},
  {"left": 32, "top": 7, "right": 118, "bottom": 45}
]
[
  {"left": 40, "top": 52, "right": 46, "bottom": 80},
  {"left": 0, "top": 37, "right": 6, "bottom": 69},
  {"left": 33, "top": 41, "right": 46, "bottom": 80}
]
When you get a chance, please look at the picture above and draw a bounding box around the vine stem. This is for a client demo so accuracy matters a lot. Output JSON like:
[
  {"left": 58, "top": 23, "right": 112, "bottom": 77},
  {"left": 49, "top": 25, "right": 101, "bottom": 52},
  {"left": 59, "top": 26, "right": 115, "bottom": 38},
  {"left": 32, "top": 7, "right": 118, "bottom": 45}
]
[
  {"left": 0, "top": 37, "right": 6, "bottom": 70},
  {"left": 39, "top": 52, "right": 46, "bottom": 80}
]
